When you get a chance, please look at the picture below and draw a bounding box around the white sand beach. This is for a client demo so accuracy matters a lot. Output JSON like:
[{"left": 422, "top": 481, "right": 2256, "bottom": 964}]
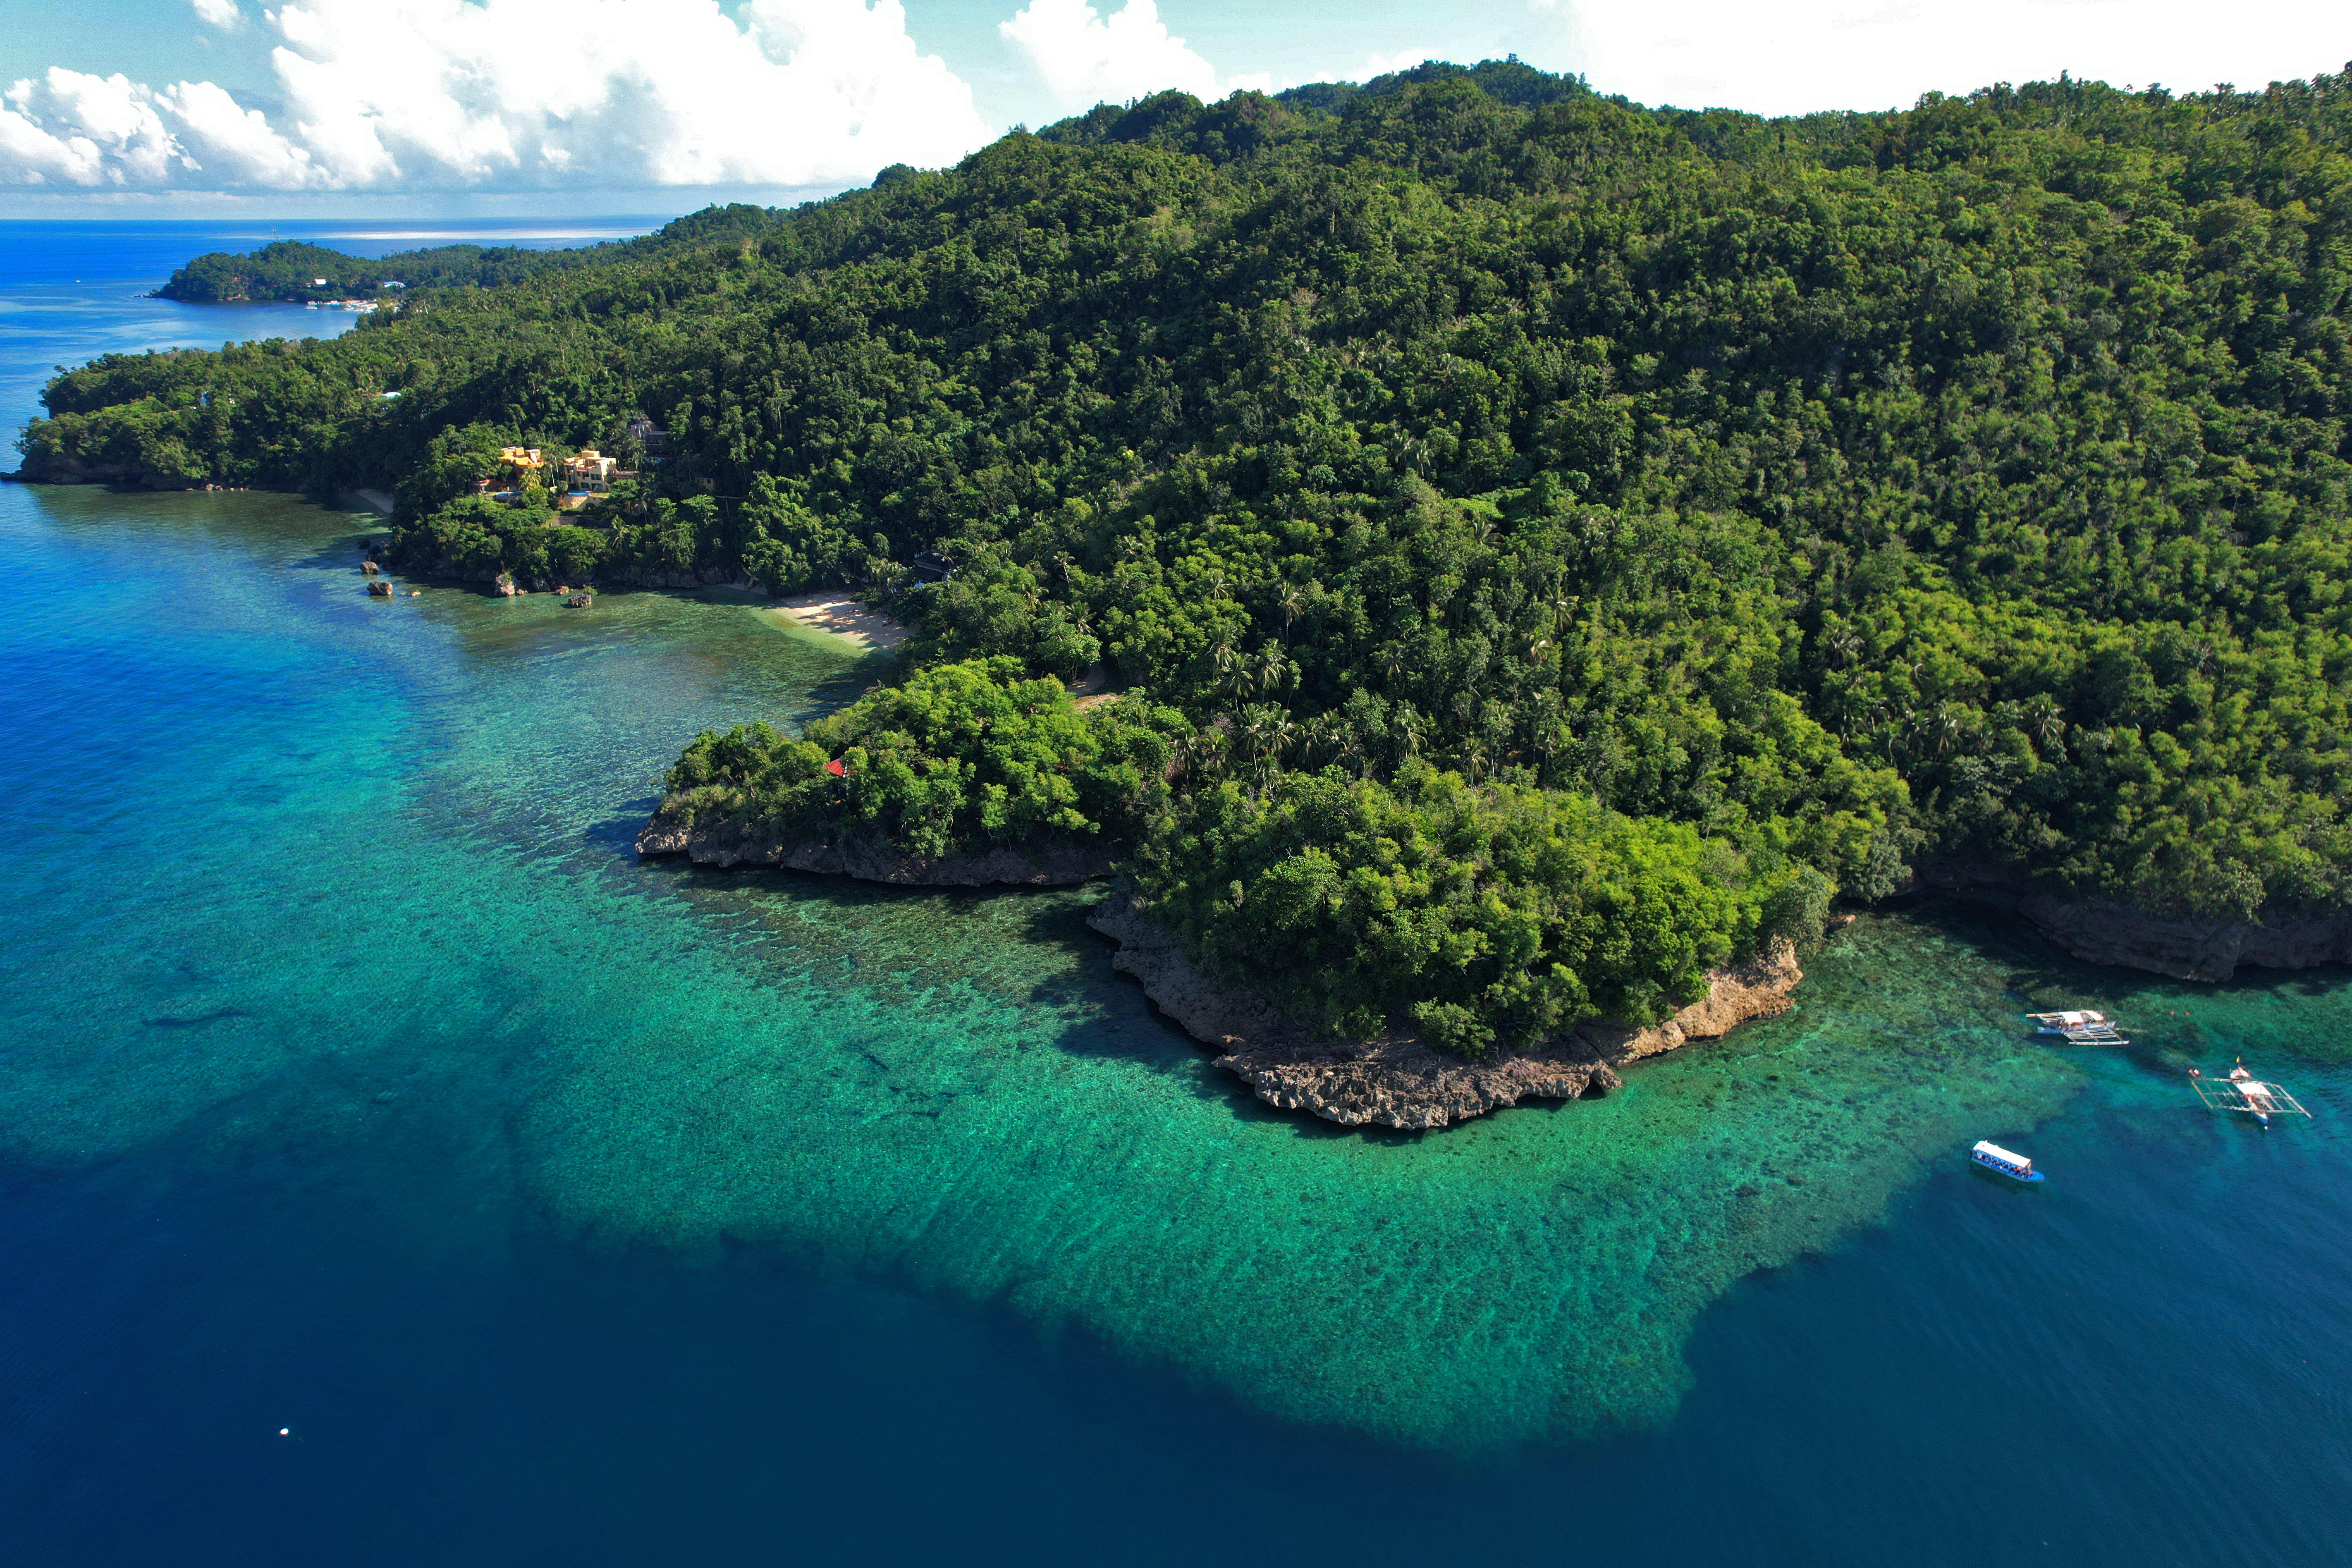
[{"left": 768, "top": 591, "right": 909, "bottom": 650}]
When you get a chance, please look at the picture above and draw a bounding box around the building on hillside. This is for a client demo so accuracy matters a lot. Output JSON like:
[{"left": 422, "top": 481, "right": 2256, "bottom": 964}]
[
  {"left": 563, "top": 450, "right": 618, "bottom": 489},
  {"left": 467, "top": 447, "right": 542, "bottom": 501},
  {"left": 557, "top": 449, "right": 634, "bottom": 510},
  {"left": 625, "top": 421, "right": 674, "bottom": 462},
  {"left": 912, "top": 549, "right": 956, "bottom": 583}
]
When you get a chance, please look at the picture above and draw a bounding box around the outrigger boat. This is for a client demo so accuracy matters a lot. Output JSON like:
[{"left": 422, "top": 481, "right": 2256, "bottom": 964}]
[
  {"left": 1970, "top": 1140, "right": 2045, "bottom": 1182},
  {"left": 2190, "top": 1060, "right": 2312, "bottom": 1129},
  {"left": 2024, "top": 1009, "right": 2130, "bottom": 1045}
]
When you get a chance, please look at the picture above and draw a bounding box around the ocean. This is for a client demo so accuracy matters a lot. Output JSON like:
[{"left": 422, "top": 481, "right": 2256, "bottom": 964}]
[{"left": 2, "top": 220, "right": 2347, "bottom": 1566}]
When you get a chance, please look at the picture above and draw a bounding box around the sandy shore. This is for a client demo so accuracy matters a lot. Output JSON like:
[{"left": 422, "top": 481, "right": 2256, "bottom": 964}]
[{"left": 769, "top": 591, "right": 909, "bottom": 650}]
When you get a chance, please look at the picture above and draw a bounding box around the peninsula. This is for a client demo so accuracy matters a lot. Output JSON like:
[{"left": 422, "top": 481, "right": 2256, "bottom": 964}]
[{"left": 17, "top": 58, "right": 2351, "bottom": 1119}]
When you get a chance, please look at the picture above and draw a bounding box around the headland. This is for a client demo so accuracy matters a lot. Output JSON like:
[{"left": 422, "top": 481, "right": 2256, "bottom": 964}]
[{"left": 1087, "top": 894, "right": 1802, "bottom": 1129}]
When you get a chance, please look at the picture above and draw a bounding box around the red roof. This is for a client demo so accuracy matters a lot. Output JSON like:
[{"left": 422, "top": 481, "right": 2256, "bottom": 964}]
[{"left": 825, "top": 757, "right": 847, "bottom": 778}]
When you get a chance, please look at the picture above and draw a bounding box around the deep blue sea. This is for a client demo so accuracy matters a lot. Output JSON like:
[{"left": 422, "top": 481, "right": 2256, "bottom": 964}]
[{"left": 3, "top": 221, "right": 2349, "bottom": 1566}]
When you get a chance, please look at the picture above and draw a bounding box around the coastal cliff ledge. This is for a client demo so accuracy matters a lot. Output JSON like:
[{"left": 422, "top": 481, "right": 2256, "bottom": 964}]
[
  {"left": 1910, "top": 862, "right": 2352, "bottom": 982},
  {"left": 2016, "top": 895, "right": 2352, "bottom": 982},
  {"left": 635, "top": 811, "right": 1112, "bottom": 887},
  {"left": 1086, "top": 894, "right": 1802, "bottom": 1130}
]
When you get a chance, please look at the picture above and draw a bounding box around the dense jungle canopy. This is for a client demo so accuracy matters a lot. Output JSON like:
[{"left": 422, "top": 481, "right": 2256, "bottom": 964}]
[{"left": 20, "top": 58, "right": 2352, "bottom": 1050}]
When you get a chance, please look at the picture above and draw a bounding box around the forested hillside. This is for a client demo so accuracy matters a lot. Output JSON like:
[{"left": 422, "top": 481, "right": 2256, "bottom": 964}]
[{"left": 20, "top": 59, "right": 2352, "bottom": 1050}]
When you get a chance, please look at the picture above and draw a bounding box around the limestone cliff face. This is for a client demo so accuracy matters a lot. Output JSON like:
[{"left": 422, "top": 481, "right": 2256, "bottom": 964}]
[
  {"left": 1909, "top": 861, "right": 2351, "bottom": 981},
  {"left": 635, "top": 812, "right": 1112, "bottom": 887},
  {"left": 1086, "top": 894, "right": 1803, "bottom": 1130},
  {"left": 2014, "top": 894, "right": 2352, "bottom": 982}
]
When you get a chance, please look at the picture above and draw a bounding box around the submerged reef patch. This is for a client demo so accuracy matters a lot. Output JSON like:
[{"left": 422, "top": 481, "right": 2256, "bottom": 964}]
[{"left": 524, "top": 894, "right": 2081, "bottom": 1449}]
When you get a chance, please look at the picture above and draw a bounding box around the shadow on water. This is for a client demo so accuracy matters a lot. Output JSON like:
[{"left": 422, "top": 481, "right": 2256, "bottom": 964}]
[{"left": 141, "top": 1008, "right": 256, "bottom": 1030}]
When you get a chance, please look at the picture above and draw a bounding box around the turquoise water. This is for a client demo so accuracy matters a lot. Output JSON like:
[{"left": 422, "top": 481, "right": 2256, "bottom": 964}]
[{"left": 4, "top": 225, "right": 2351, "bottom": 1564}]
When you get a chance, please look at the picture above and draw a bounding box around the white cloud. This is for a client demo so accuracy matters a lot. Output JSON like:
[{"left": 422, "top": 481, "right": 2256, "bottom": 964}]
[
  {"left": 191, "top": 0, "right": 246, "bottom": 31},
  {"left": 999, "top": 0, "right": 1220, "bottom": 111},
  {"left": 0, "top": 0, "right": 992, "bottom": 191},
  {"left": 1565, "top": 0, "right": 2352, "bottom": 114},
  {"left": 3, "top": 70, "right": 193, "bottom": 186}
]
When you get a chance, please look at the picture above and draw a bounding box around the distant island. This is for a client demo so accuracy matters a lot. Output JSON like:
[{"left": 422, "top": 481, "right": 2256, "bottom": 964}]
[
  {"left": 151, "top": 205, "right": 787, "bottom": 303},
  {"left": 17, "top": 57, "right": 2351, "bottom": 1123}
]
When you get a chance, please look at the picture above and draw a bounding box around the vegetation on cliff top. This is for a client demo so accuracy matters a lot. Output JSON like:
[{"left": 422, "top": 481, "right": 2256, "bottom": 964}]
[{"left": 20, "top": 58, "right": 2352, "bottom": 1046}]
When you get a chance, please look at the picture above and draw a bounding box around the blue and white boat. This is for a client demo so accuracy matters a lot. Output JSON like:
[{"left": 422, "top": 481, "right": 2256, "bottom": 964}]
[{"left": 1971, "top": 1140, "right": 2044, "bottom": 1182}]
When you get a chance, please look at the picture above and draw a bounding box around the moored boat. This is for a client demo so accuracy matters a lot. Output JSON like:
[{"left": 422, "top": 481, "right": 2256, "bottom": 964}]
[
  {"left": 2190, "top": 1060, "right": 2312, "bottom": 1129},
  {"left": 1970, "top": 1140, "right": 2045, "bottom": 1182},
  {"left": 2024, "top": 1009, "right": 2128, "bottom": 1045}
]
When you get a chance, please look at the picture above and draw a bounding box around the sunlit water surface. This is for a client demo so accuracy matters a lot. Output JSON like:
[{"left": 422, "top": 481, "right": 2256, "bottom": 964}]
[{"left": 2, "top": 223, "right": 2348, "bottom": 1566}]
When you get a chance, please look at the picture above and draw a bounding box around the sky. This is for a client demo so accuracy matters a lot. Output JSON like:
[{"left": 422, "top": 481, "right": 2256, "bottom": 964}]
[{"left": 1, "top": 0, "right": 2346, "bottom": 216}]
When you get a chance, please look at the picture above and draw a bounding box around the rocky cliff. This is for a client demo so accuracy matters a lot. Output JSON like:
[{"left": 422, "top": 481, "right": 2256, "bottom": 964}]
[
  {"left": 636, "top": 813, "right": 1112, "bottom": 887},
  {"left": 1909, "top": 861, "right": 2351, "bottom": 981},
  {"left": 1086, "top": 894, "right": 1803, "bottom": 1130},
  {"left": 2014, "top": 894, "right": 2352, "bottom": 982}
]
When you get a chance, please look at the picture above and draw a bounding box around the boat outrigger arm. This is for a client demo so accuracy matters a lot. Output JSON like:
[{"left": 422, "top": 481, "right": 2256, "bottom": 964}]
[{"left": 2190, "top": 1064, "right": 2312, "bottom": 1123}]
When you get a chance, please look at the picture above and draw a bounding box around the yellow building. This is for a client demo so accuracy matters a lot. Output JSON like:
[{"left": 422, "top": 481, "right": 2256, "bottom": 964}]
[{"left": 563, "top": 449, "right": 618, "bottom": 488}]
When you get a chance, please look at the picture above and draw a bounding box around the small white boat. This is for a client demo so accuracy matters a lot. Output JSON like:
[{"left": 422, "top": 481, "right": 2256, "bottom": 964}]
[{"left": 1971, "top": 1140, "right": 2045, "bottom": 1182}]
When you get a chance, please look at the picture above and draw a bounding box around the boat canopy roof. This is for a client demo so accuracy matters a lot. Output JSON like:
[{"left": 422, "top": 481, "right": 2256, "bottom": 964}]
[{"left": 1973, "top": 1140, "right": 2031, "bottom": 1168}]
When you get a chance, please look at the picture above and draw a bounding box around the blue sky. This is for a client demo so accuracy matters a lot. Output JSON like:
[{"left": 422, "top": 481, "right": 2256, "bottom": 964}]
[{"left": 2, "top": 0, "right": 2345, "bottom": 216}]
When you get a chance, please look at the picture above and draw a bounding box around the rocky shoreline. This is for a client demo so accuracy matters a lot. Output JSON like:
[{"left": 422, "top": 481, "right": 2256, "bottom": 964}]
[
  {"left": 1086, "top": 894, "right": 1804, "bottom": 1130},
  {"left": 635, "top": 813, "right": 1112, "bottom": 887},
  {"left": 395, "top": 549, "right": 767, "bottom": 597}
]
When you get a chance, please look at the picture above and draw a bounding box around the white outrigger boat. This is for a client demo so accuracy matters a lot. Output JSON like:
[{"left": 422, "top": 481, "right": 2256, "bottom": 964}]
[
  {"left": 2190, "top": 1060, "right": 2312, "bottom": 1129},
  {"left": 2025, "top": 1009, "right": 2129, "bottom": 1045},
  {"left": 1970, "top": 1140, "right": 2045, "bottom": 1182}
]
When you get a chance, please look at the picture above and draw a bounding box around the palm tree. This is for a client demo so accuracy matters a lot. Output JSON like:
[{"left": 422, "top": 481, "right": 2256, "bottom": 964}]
[
  {"left": 1395, "top": 707, "right": 1426, "bottom": 757},
  {"left": 1922, "top": 705, "right": 1968, "bottom": 761},
  {"left": 1256, "top": 644, "right": 1293, "bottom": 699},
  {"left": 1277, "top": 583, "right": 1305, "bottom": 644},
  {"left": 1234, "top": 703, "right": 1295, "bottom": 789},
  {"left": 1213, "top": 641, "right": 1250, "bottom": 706},
  {"left": 2026, "top": 694, "right": 2067, "bottom": 751}
]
